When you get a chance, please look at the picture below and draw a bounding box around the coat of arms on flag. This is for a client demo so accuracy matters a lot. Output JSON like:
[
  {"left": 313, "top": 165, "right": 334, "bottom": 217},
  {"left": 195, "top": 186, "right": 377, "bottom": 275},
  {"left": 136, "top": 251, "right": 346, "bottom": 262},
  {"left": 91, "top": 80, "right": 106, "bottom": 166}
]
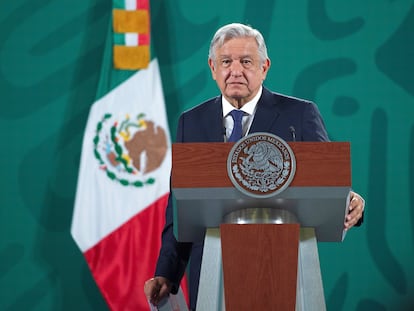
[{"left": 93, "top": 113, "right": 168, "bottom": 186}]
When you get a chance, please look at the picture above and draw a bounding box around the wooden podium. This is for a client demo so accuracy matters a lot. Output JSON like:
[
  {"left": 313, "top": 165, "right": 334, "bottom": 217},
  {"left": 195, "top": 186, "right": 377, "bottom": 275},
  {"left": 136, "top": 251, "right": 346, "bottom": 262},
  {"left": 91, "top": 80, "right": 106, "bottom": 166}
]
[{"left": 171, "top": 142, "right": 351, "bottom": 311}]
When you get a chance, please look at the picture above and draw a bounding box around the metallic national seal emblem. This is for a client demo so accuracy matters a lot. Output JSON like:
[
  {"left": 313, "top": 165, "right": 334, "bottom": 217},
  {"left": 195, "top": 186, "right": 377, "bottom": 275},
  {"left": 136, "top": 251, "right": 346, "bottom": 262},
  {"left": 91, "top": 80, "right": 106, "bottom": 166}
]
[{"left": 227, "top": 133, "right": 296, "bottom": 198}]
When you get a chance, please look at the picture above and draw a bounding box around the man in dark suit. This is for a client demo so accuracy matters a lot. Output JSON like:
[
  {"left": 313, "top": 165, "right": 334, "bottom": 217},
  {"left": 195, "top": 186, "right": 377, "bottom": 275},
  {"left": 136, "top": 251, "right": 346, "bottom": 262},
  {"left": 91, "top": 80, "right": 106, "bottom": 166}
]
[{"left": 144, "top": 23, "right": 365, "bottom": 310}]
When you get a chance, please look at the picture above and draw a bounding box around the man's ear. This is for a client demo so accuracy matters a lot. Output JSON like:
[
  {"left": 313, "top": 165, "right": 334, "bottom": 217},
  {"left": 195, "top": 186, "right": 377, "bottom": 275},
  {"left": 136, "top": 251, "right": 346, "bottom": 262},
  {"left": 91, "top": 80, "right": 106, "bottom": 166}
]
[{"left": 261, "top": 58, "right": 271, "bottom": 80}]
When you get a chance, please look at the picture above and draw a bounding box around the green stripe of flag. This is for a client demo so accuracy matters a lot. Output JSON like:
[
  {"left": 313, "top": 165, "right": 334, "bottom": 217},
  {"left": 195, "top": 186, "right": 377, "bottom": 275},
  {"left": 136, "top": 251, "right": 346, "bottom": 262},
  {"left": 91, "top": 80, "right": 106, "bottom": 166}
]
[
  {"left": 113, "top": 0, "right": 125, "bottom": 9},
  {"left": 113, "top": 33, "right": 126, "bottom": 45}
]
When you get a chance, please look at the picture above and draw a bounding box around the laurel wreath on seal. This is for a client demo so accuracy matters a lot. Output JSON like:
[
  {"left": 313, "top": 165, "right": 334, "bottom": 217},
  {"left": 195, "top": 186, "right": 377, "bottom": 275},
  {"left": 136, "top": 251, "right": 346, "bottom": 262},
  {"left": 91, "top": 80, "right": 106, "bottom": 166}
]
[
  {"left": 232, "top": 160, "right": 290, "bottom": 193},
  {"left": 93, "top": 113, "right": 156, "bottom": 187}
]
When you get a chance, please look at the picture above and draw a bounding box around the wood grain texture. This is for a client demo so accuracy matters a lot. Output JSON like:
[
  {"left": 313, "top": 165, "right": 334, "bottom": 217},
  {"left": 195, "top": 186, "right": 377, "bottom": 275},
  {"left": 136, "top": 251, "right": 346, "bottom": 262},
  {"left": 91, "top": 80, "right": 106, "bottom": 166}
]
[
  {"left": 220, "top": 224, "right": 300, "bottom": 310},
  {"left": 172, "top": 142, "right": 351, "bottom": 188}
]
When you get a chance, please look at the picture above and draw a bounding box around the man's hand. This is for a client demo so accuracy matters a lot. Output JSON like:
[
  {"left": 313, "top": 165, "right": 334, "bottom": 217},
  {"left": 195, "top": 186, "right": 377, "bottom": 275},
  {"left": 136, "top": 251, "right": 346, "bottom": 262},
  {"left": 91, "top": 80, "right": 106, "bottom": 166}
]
[
  {"left": 144, "top": 276, "right": 172, "bottom": 306},
  {"left": 344, "top": 191, "right": 365, "bottom": 230}
]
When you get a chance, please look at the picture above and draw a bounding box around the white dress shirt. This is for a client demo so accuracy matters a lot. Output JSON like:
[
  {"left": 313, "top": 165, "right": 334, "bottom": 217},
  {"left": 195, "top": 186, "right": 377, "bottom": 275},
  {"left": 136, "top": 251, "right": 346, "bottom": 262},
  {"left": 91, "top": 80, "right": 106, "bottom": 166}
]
[{"left": 222, "top": 86, "right": 263, "bottom": 142}]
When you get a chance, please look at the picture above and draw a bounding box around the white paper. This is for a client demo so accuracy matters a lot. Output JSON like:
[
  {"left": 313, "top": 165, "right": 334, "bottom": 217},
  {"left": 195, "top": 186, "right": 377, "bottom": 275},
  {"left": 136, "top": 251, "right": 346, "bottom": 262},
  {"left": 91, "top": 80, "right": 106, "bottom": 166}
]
[{"left": 148, "top": 287, "right": 189, "bottom": 311}]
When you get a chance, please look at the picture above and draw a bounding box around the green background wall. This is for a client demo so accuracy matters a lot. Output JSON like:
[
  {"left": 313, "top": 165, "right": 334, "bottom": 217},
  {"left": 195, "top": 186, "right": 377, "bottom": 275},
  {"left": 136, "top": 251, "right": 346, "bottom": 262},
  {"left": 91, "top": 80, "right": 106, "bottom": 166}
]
[{"left": 1, "top": 0, "right": 413, "bottom": 310}]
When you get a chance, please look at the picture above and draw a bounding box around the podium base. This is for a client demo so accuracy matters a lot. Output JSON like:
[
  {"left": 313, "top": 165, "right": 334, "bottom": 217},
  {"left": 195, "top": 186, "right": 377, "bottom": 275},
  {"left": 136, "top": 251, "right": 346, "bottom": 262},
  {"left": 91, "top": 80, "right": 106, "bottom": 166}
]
[{"left": 196, "top": 227, "right": 326, "bottom": 311}]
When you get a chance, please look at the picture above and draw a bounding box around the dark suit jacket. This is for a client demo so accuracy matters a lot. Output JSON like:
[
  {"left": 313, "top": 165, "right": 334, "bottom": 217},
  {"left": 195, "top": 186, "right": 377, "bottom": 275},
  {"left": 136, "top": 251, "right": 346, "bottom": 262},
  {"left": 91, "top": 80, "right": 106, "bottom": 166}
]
[{"left": 155, "top": 87, "right": 329, "bottom": 309}]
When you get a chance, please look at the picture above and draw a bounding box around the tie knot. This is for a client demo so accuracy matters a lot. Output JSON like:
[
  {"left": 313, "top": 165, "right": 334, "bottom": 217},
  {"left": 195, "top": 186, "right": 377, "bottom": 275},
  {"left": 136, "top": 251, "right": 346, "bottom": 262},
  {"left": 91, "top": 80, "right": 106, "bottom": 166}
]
[{"left": 229, "top": 109, "right": 244, "bottom": 122}]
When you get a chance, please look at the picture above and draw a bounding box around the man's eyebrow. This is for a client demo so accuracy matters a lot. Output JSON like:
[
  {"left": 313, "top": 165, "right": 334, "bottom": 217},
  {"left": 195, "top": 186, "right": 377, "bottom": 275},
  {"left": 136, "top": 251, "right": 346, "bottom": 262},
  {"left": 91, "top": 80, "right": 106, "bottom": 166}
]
[{"left": 218, "top": 54, "right": 253, "bottom": 59}]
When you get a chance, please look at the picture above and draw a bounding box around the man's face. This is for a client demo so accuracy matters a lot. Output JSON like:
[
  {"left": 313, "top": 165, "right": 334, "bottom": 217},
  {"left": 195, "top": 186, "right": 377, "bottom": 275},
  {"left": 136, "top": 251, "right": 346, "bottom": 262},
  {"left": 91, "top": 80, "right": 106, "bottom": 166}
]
[{"left": 208, "top": 37, "right": 270, "bottom": 108}]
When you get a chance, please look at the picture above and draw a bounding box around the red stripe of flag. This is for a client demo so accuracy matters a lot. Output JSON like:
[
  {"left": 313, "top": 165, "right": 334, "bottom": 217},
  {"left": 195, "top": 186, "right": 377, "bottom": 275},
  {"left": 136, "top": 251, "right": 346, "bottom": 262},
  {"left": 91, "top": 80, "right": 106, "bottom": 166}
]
[
  {"left": 139, "top": 33, "right": 150, "bottom": 45},
  {"left": 137, "top": 0, "right": 149, "bottom": 10},
  {"left": 84, "top": 193, "right": 189, "bottom": 310}
]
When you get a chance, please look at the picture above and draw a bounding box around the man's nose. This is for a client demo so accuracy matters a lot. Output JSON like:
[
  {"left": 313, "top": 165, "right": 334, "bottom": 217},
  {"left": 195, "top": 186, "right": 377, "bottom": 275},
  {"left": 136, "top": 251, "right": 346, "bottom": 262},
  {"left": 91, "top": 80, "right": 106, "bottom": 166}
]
[{"left": 230, "top": 61, "right": 243, "bottom": 75}]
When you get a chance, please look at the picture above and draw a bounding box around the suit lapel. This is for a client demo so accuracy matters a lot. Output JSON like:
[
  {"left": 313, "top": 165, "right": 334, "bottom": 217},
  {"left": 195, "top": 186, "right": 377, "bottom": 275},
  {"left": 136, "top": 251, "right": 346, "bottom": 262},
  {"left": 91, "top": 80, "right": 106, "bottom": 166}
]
[
  {"left": 205, "top": 97, "right": 225, "bottom": 142},
  {"left": 249, "top": 87, "right": 280, "bottom": 134}
]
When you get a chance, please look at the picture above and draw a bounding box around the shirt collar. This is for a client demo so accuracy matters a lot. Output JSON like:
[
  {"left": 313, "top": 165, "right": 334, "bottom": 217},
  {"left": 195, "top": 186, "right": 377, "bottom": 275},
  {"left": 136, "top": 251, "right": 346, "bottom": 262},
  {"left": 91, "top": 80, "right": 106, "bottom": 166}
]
[{"left": 222, "top": 86, "right": 263, "bottom": 117}]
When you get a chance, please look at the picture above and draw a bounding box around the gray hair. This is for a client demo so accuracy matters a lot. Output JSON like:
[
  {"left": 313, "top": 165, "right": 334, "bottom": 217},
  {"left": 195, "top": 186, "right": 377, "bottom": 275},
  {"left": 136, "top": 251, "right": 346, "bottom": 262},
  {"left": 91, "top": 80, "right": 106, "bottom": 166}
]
[{"left": 208, "top": 23, "right": 269, "bottom": 65}]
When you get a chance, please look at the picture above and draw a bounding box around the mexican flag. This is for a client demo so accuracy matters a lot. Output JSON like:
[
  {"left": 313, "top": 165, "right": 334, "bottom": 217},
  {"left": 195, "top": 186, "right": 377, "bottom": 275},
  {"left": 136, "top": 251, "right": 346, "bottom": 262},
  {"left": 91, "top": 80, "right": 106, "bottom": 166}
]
[{"left": 71, "top": 1, "right": 188, "bottom": 309}]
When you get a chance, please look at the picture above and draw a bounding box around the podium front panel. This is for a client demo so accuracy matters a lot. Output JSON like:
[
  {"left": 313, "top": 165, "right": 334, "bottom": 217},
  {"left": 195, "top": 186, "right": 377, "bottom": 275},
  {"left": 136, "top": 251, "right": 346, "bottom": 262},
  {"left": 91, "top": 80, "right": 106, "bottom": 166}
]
[
  {"left": 172, "top": 142, "right": 351, "bottom": 242},
  {"left": 173, "top": 186, "right": 350, "bottom": 242}
]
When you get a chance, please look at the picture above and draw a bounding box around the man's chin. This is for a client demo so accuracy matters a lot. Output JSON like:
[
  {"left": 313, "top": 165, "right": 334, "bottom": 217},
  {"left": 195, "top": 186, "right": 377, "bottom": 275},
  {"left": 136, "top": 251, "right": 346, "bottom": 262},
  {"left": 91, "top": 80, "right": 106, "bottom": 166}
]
[
  {"left": 225, "top": 90, "right": 247, "bottom": 100},
  {"left": 224, "top": 94, "right": 250, "bottom": 108}
]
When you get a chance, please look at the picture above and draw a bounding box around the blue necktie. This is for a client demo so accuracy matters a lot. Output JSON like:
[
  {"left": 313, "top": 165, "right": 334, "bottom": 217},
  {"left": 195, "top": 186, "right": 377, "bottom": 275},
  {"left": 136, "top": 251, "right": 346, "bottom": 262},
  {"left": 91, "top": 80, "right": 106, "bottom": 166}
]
[{"left": 228, "top": 109, "right": 244, "bottom": 142}]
